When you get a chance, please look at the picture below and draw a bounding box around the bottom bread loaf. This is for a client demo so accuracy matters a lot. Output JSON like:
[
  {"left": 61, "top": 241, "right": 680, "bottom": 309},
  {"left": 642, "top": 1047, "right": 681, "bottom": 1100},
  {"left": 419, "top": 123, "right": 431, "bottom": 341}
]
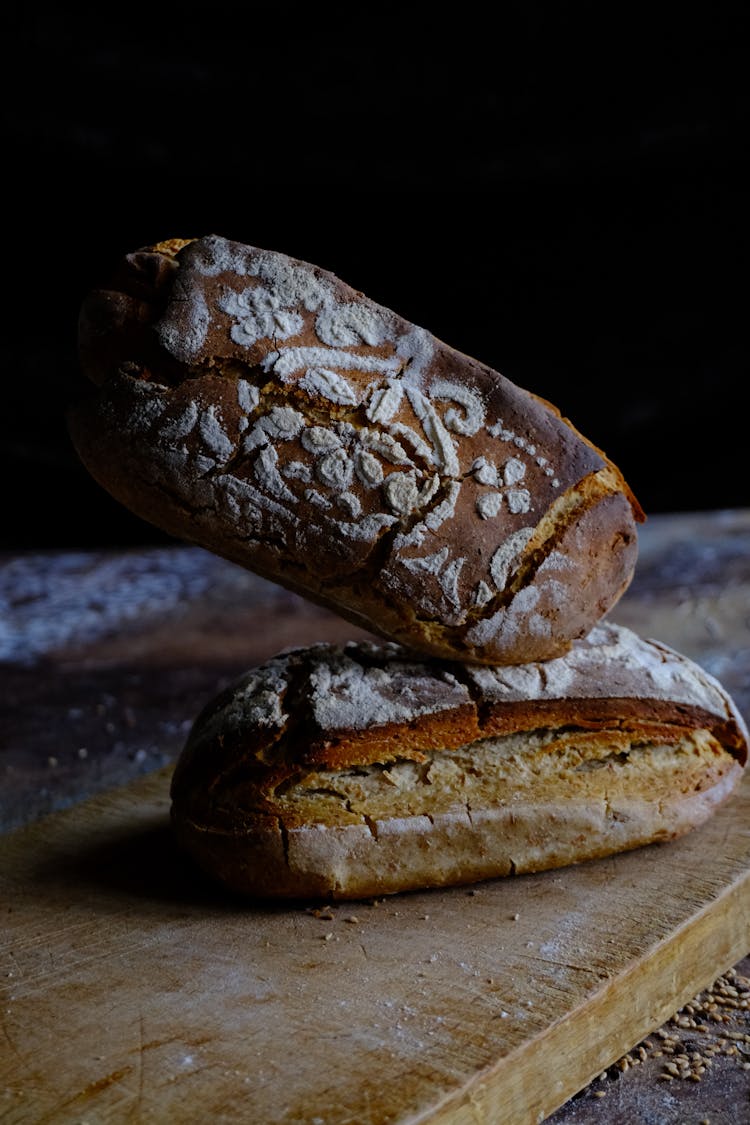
[{"left": 169, "top": 623, "right": 748, "bottom": 900}]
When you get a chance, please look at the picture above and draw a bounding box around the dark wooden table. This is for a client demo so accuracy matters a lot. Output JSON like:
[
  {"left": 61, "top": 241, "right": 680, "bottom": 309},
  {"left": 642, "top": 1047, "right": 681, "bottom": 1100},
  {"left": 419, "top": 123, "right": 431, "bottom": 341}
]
[{"left": 2, "top": 508, "right": 749, "bottom": 1123}]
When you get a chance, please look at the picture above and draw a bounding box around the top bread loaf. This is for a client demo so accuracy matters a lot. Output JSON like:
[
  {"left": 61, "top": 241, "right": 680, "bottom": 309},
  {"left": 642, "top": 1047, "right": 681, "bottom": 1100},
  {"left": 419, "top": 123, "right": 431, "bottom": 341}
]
[{"left": 72, "top": 235, "right": 644, "bottom": 665}]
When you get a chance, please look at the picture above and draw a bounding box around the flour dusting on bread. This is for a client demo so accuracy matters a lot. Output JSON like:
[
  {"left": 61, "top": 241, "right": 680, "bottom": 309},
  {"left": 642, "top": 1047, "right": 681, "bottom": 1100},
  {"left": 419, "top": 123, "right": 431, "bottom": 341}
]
[{"left": 74, "top": 234, "right": 644, "bottom": 664}]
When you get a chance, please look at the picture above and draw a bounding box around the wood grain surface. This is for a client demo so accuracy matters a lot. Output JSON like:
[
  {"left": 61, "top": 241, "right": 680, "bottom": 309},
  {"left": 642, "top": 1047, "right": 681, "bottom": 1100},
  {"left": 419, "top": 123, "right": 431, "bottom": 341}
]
[
  {"left": 1, "top": 508, "right": 749, "bottom": 1123},
  {"left": 1, "top": 762, "right": 749, "bottom": 1125}
]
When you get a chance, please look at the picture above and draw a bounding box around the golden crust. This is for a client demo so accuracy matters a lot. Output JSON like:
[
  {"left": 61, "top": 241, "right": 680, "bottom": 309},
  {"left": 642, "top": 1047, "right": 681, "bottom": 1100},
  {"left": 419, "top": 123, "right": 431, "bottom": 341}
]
[
  {"left": 171, "top": 751, "right": 743, "bottom": 901},
  {"left": 169, "top": 626, "right": 747, "bottom": 899}
]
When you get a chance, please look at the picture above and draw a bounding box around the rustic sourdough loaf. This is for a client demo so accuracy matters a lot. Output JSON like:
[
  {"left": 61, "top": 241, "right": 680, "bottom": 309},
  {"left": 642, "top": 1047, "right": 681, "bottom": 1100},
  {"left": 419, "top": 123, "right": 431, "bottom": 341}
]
[
  {"left": 169, "top": 623, "right": 748, "bottom": 900},
  {"left": 72, "top": 235, "right": 644, "bottom": 665}
]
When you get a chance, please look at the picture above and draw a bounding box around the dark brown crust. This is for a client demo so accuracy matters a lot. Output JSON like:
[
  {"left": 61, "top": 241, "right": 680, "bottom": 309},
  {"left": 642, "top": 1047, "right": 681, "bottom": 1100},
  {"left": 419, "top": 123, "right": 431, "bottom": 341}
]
[
  {"left": 72, "top": 234, "right": 643, "bottom": 665},
  {"left": 480, "top": 697, "right": 747, "bottom": 749}
]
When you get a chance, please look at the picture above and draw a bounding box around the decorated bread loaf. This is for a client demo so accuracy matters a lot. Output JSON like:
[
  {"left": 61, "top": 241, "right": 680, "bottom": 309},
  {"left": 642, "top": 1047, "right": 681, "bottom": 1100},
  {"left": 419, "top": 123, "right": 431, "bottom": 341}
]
[
  {"left": 169, "top": 623, "right": 747, "bottom": 900},
  {"left": 72, "top": 234, "right": 643, "bottom": 665}
]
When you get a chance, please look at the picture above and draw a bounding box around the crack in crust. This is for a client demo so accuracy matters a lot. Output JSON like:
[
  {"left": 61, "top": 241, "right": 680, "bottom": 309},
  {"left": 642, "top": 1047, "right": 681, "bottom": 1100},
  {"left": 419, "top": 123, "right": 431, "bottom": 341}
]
[
  {"left": 74, "top": 233, "right": 644, "bottom": 664},
  {"left": 169, "top": 628, "right": 748, "bottom": 899}
]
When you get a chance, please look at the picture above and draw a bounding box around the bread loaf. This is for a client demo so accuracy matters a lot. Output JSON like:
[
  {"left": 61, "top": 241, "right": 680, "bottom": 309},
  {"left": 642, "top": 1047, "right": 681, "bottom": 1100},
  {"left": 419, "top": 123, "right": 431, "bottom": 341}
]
[
  {"left": 169, "top": 623, "right": 747, "bottom": 900},
  {"left": 72, "top": 234, "right": 643, "bottom": 665}
]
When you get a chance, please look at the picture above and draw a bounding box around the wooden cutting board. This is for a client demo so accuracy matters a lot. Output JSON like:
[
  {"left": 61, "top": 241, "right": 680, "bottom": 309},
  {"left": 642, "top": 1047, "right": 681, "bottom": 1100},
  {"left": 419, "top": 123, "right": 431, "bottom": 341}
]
[{"left": 2, "top": 761, "right": 749, "bottom": 1125}]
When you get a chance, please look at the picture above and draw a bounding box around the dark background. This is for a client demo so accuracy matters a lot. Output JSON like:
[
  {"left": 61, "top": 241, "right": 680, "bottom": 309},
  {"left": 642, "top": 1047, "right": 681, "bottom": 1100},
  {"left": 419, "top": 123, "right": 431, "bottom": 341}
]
[{"left": 3, "top": 6, "right": 748, "bottom": 549}]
